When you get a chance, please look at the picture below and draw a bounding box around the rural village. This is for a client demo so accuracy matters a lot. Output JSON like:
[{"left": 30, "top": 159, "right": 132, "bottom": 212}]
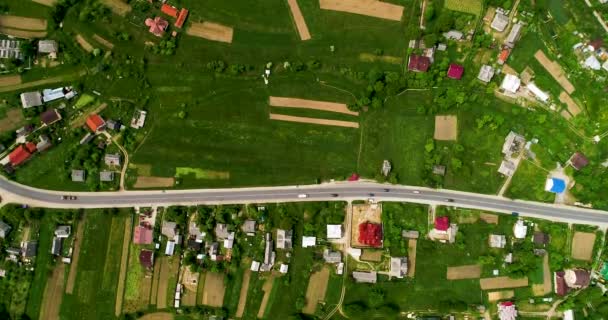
[{"left": 1, "top": 0, "right": 608, "bottom": 320}]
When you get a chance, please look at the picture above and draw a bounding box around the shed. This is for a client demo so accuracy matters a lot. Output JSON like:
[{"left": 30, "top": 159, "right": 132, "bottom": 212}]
[
  {"left": 71, "top": 169, "right": 85, "bottom": 182},
  {"left": 36, "top": 135, "right": 52, "bottom": 152},
  {"left": 326, "top": 224, "right": 342, "bottom": 239},
  {"left": 161, "top": 4, "right": 179, "bottom": 18},
  {"left": 408, "top": 54, "right": 430, "bottom": 72},
  {"left": 443, "top": 30, "right": 463, "bottom": 40},
  {"left": 20, "top": 92, "right": 43, "bottom": 109},
  {"left": 533, "top": 232, "right": 550, "bottom": 245},
  {"left": 352, "top": 271, "right": 377, "bottom": 283},
  {"left": 570, "top": 152, "right": 589, "bottom": 170},
  {"left": 55, "top": 226, "right": 71, "bottom": 238},
  {"left": 51, "top": 237, "right": 62, "bottom": 255},
  {"left": 251, "top": 260, "right": 261, "bottom": 272},
  {"left": 447, "top": 64, "right": 464, "bottom": 80},
  {"left": 435, "top": 216, "right": 450, "bottom": 231},
  {"left": 432, "top": 165, "right": 446, "bottom": 176},
  {"left": 279, "top": 264, "right": 289, "bottom": 274},
  {"left": 505, "top": 23, "right": 523, "bottom": 47},
  {"left": 165, "top": 240, "right": 176, "bottom": 256}
]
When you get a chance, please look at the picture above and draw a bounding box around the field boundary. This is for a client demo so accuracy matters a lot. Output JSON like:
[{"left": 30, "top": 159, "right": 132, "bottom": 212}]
[
  {"left": 235, "top": 269, "right": 251, "bottom": 318},
  {"left": 76, "top": 34, "right": 94, "bottom": 52},
  {"left": 100, "top": 0, "right": 132, "bottom": 16},
  {"left": 287, "top": 0, "right": 311, "bottom": 41},
  {"left": 65, "top": 215, "right": 87, "bottom": 294},
  {"left": 269, "top": 96, "right": 358, "bottom": 115},
  {"left": 270, "top": 113, "right": 359, "bottom": 128},
  {"left": 115, "top": 215, "right": 133, "bottom": 316},
  {"left": 93, "top": 34, "right": 115, "bottom": 50}
]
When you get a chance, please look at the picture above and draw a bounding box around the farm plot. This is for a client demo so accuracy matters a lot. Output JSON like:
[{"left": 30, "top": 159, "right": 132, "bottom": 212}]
[
  {"left": 351, "top": 203, "right": 383, "bottom": 247},
  {"left": 139, "top": 313, "right": 173, "bottom": 320},
  {"left": 236, "top": 269, "right": 252, "bottom": 318},
  {"left": 134, "top": 176, "right": 175, "bottom": 188},
  {"left": 359, "top": 53, "right": 402, "bottom": 64},
  {"left": 0, "top": 27, "right": 46, "bottom": 38},
  {"left": 115, "top": 216, "right": 132, "bottom": 316},
  {"left": 571, "top": 232, "right": 596, "bottom": 261},
  {"left": 65, "top": 216, "right": 87, "bottom": 294},
  {"left": 447, "top": 264, "right": 482, "bottom": 280},
  {"left": 534, "top": 50, "right": 575, "bottom": 94},
  {"left": 487, "top": 290, "right": 514, "bottom": 302},
  {"left": 93, "top": 34, "right": 114, "bottom": 50},
  {"left": 480, "top": 276, "right": 529, "bottom": 290},
  {"left": 201, "top": 272, "right": 226, "bottom": 307},
  {"left": 407, "top": 239, "right": 417, "bottom": 277},
  {"left": 31, "top": 0, "right": 58, "bottom": 6},
  {"left": 319, "top": 0, "right": 404, "bottom": 21},
  {"left": 287, "top": 0, "right": 311, "bottom": 40},
  {"left": 0, "top": 75, "right": 21, "bottom": 87},
  {"left": 99, "top": 0, "right": 131, "bottom": 16},
  {"left": 559, "top": 91, "right": 581, "bottom": 117},
  {"left": 0, "top": 108, "right": 25, "bottom": 133},
  {"left": 434, "top": 115, "right": 458, "bottom": 141},
  {"left": 75, "top": 34, "right": 94, "bottom": 52},
  {"left": 257, "top": 276, "right": 275, "bottom": 318},
  {"left": 156, "top": 257, "right": 177, "bottom": 309},
  {"left": 532, "top": 254, "right": 552, "bottom": 296},
  {"left": 270, "top": 113, "right": 359, "bottom": 128},
  {"left": 39, "top": 263, "right": 65, "bottom": 320},
  {"left": 0, "top": 15, "right": 47, "bottom": 30},
  {"left": 269, "top": 96, "right": 358, "bottom": 115},
  {"left": 180, "top": 267, "right": 199, "bottom": 306},
  {"left": 444, "top": 0, "right": 482, "bottom": 15},
  {"left": 303, "top": 267, "right": 330, "bottom": 314},
  {"left": 186, "top": 22, "right": 234, "bottom": 44},
  {"left": 0, "top": 70, "right": 85, "bottom": 93},
  {"left": 360, "top": 249, "right": 383, "bottom": 262},
  {"left": 480, "top": 213, "right": 499, "bottom": 224}
]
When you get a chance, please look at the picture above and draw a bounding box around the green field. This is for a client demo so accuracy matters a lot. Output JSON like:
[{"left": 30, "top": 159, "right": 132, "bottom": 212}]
[{"left": 444, "top": 0, "right": 483, "bottom": 15}]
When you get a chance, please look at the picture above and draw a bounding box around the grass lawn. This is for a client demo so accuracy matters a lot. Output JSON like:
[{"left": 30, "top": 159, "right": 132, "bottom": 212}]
[
  {"left": 24, "top": 213, "right": 56, "bottom": 319},
  {"left": 223, "top": 266, "right": 245, "bottom": 316},
  {"left": 382, "top": 202, "right": 428, "bottom": 256},
  {"left": 59, "top": 211, "right": 127, "bottom": 320},
  {"left": 506, "top": 161, "right": 555, "bottom": 203}
]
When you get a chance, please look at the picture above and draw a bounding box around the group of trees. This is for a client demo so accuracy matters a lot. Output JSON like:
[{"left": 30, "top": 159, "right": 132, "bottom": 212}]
[
  {"left": 347, "top": 68, "right": 406, "bottom": 111},
  {"left": 78, "top": 0, "right": 111, "bottom": 23},
  {"left": 148, "top": 38, "right": 177, "bottom": 56}
]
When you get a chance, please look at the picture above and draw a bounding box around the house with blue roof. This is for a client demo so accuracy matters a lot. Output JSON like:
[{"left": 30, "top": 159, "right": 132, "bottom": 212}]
[{"left": 545, "top": 178, "right": 566, "bottom": 194}]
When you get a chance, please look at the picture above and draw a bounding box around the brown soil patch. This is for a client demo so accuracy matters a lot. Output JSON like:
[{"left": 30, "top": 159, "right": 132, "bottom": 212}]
[
  {"left": 487, "top": 290, "right": 514, "bottom": 302},
  {"left": 0, "top": 27, "right": 46, "bottom": 38},
  {"left": 134, "top": 176, "right": 175, "bottom": 188},
  {"left": 0, "top": 15, "right": 47, "bottom": 30},
  {"left": 257, "top": 275, "right": 275, "bottom": 318},
  {"left": 480, "top": 276, "right": 528, "bottom": 290},
  {"left": 501, "top": 64, "right": 518, "bottom": 76},
  {"left": 571, "top": 232, "right": 596, "bottom": 261},
  {"left": 434, "top": 115, "right": 457, "bottom": 140},
  {"left": 0, "top": 108, "right": 25, "bottom": 133},
  {"left": 66, "top": 215, "right": 87, "bottom": 294},
  {"left": 303, "top": 267, "right": 330, "bottom": 314},
  {"left": 360, "top": 249, "right": 383, "bottom": 262},
  {"left": 534, "top": 50, "right": 575, "bottom": 94},
  {"left": 71, "top": 103, "right": 107, "bottom": 128},
  {"left": 138, "top": 272, "right": 152, "bottom": 309},
  {"left": 559, "top": 91, "right": 581, "bottom": 116},
  {"left": 407, "top": 239, "right": 417, "bottom": 277},
  {"left": 0, "top": 70, "right": 86, "bottom": 93},
  {"left": 447, "top": 264, "right": 482, "bottom": 280},
  {"left": 202, "top": 272, "right": 226, "bottom": 307},
  {"left": 187, "top": 22, "right": 234, "bottom": 44},
  {"left": 39, "top": 263, "right": 65, "bottom": 320},
  {"left": 532, "top": 254, "right": 552, "bottom": 296},
  {"left": 319, "top": 0, "right": 404, "bottom": 21},
  {"left": 560, "top": 110, "right": 572, "bottom": 120},
  {"left": 32, "top": 0, "right": 58, "bottom": 6},
  {"left": 359, "top": 53, "right": 403, "bottom": 64},
  {"left": 93, "top": 34, "right": 115, "bottom": 50},
  {"left": 138, "top": 313, "right": 174, "bottom": 320},
  {"left": 236, "top": 269, "right": 252, "bottom": 318},
  {"left": 287, "top": 0, "right": 311, "bottom": 40},
  {"left": 351, "top": 203, "right": 383, "bottom": 247},
  {"left": 100, "top": 0, "right": 132, "bottom": 16},
  {"left": 0, "top": 75, "right": 21, "bottom": 87},
  {"left": 269, "top": 96, "right": 358, "bottom": 116},
  {"left": 270, "top": 113, "right": 359, "bottom": 128},
  {"left": 156, "top": 257, "right": 171, "bottom": 308},
  {"left": 76, "top": 34, "right": 94, "bottom": 52},
  {"left": 115, "top": 216, "right": 133, "bottom": 316},
  {"left": 180, "top": 267, "right": 199, "bottom": 306},
  {"left": 480, "top": 213, "right": 499, "bottom": 224}
]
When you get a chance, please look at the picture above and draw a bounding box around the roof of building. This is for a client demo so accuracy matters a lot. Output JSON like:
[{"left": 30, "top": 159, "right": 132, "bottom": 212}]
[
  {"left": 327, "top": 224, "right": 342, "bottom": 239},
  {"left": 38, "top": 40, "right": 58, "bottom": 53},
  {"left": 20, "top": 91, "right": 43, "bottom": 109},
  {"left": 162, "top": 221, "right": 178, "bottom": 238},
  {"left": 251, "top": 260, "right": 261, "bottom": 271},
  {"left": 566, "top": 269, "right": 591, "bottom": 287},
  {"left": 175, "top": 8, "right": 189, "bottom": 28},
  {"left": 86, "top": 114, "right": 105, "bottom": 132},
  {"left": 23, "top": 241, "right": 37, "bottom": 257},
  {"left": 241, "top": 220, "right": 256, "bottom": 233},
  {"left": 323, "top": 249, "right": 342, "bottom": 263},
  {"left": 402, "top": 230, "right": 420, "bottom": 239},
  {"left": 563, "top": 310, "right": 574, "bottom": 320},
  {"left": 104, "top": 153, "right": 121, "bottom": 166},
  {"left": 477, "top": 65, "right": 495, "bottom": 83},
  {"left": 514, "top": 220, "right": 527, "bottom": 239},
  {"left": 491, "top": 12, "right": 509, "bottom": 31},
  {"left": 498, "top": 49, "right": 511, "bottom": 63},
  {"left": 585, "top": 55, "right": 601, "bottom": 70},
  {"left": 570, "top": 152, "right": 589, "bottom": 170},
  {"left": 9, "top": 145, "right": 32, "bottom": 167},
  {"left": 161, "top": 4, "right": 179, "bottom": 17},
  {"left": 0, "top": 220, "right": 11, "bottom": 238},
  {"left": 554, "top": 271, "right": 569, "bottom": 296},
  {"left": 302, "top": 236, "right": 316, "bottom": 248},
  {"left": 55, "top": 225, "right": 71, "bottom": 237},
  {"left": 100, "top": 171, "right": 114, "bottom": 182},
  {"left": 277, "top": 229, "right": 293, "bottom": 249},
  {"left": 443, "top": 30, "right": 463, "bottom": 40},
  {"left": 435, "top": 216, "right": 450, "bottom": 231},
  {"left": 433, "top": 165, "right": 446, "bottom": 176},
  {"left": 505, "top": 23, "right": 523, "bottom": 45},
  {"left": 408, "top": 54, "right": 430, "bottom": 72},
  {"left": 51, "top": 237, "right": 62, "bottom": 255},
  {"left": 214, "top": 223, "right": 230, "bottom": 239},
  {"left": 352, "top": 271, "right": 377, "bottom": 283},
  {"left": 71, "top": 169, "right": 85, "bottom": 182},
  {"left": 133, "top": 225, "right": 153, "bottom": 244},
  {"left": 589, "top": 38, "right": 604, "bottom": 50},
  {"left": 25, "top": 142, "right": 37, "bottom": 153},
  {"left": 279, "top": 263, "right": 289, "bottom": 274},
  {"left": 533, "top": 232, "right": 550, "bottom": 245},
  {"left": 165, "top": 240, "right": 176, "bottom": 255},
  {"left": 490, "top": 234, "right": 507, "bottom": 248},
  {"left": 40, "top": 109, "right": 62, "bottom": 125},
  {"left": 527, "top": 82, "right": 550, "bottom": 102},
  {"left": 545, "top": 178, "right": 566, "bottom": 193},
  {"left": 139, "top": 249, "right": 154, "bottom": 268},
  {"left": 389, "top": 257, "right": 408, "bottom": 278},
  {"left": 358, "top": 222, "right": 382, "bottom": 247},
  {"left": 501, "top": 74, "right": 521, "bottom": 93},
  {"left": 447, "top": 64, "right": 464, "bottom": 79},
  {"left": 145, "top": 16, "right": 169, "bottom": 37}
]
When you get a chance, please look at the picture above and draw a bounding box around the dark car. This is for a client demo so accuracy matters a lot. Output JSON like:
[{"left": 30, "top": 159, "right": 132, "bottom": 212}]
[
  {"left": 383, "top": 189, "right": 390, "bottom": 192},
  {"left": 446, "top": 199, "right": 455, "bottom": 202},
  {"left": 331, "top": 194, "right": 339, "bottom": 197},
  {"left": 70, "top": 196, "right": 78, "bottom": 200},
  {"left": 61, "top": 195, "right": 68, "bottom": 200}
]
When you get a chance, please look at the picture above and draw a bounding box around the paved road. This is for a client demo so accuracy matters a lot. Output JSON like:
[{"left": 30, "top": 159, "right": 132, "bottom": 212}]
[{"left": 1, "top": 178, "right": 607, "bottom": 227}]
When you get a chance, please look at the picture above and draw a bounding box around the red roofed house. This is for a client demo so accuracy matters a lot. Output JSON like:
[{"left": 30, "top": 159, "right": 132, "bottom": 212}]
[
  {"left": 570, "top": 152, "right": 589, "bottom": 171},
  {"left": 161, "top": 3, "right": 179, "bottom": 18},
  {"left": 86, "top": 114, "right": 106, "bottom": 132},
  {"left": 348, "top": 173, "right": 359, "bottom": 181},
  {"left": 133, "top": 225, "right": 153, "bottom": 245},
  {"left": 554, "top": 271, "right": 569, "bottom": 296},
  {"left": 139, "top": 249, "right": 154, "bottom": 269},
  {"left": 8, "top": 145, "right": 32, "bottom": 167},
  {"left": 175, "top": 8, "right": 189, "bottom": 28},
  {"left": 145, "top": 17, "right": 169, "bottom": 37},
  {"left": 25, "top": 142, "right": 37, "bottom": 153},
  {"left": 408, "top": 54, "right": 430, "bottom": 72},
  {"left": 447, "top": 64, "right": 464, "bottom": 80},
  {"left": 498, "top": 49, "right": 510, "bottom": 65},
  {"left": 358, "top": 222, "right": 382, "bottom": 247},
  {"left": 435, "top": 216, "right": 450, "bottom": 231}
]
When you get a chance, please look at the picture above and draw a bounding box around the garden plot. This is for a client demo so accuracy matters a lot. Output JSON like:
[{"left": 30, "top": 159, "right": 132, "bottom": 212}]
[
  {"left": 187, "top": 22, "right": 234, "bottom": 44},
  {"left": 269, "top": 96, "right": 358, "bottom": 116},
  {"left": 534, "top": 50, "right": 575, "bottom": 94},
  {"left": 76, "top": 34, "right": 94, "bottom": 52},
  {"left": 0, "top": 27, "right": 46, "bottom": 38},
  {"left": 156, "top": 257, "right": 178, "bottom": 309},
  {"left": 65, "top": 216, "right": 87, "bottom": 294},
  {"left": 319, "top": 0, "right": 404, "bottom": 21},
  {"left": 434, "top": 115, "right": 458, "bottom": 141},
  {"left": 270, "top": 113, "right": 359, "bottom": 128},
  {"left": 303, "top": 267, "right": 330, "bottom": 314},
  {"left": 559, "top": 91, "right": 581, "bottom": 117},
  {"left": 115, "top": 217, "right": 132, "bottom": 316},
  {"left": 0, "top": 109, "right": 24, "bottom": 133},
  {"left": 480, "top": 276, "right": 528, "bottom": 290},
  {"left": 0, "top": 15, "right": 47, "bottom": 30},
  {"left": 100, "top": 0, "right": 131, "bottom": 16},
  {"left": 407, "top": 239, "right": 417, "bottom": 277},
  {"left": 0, "top": 75, "right": 21, "bottom": 87},
  {"left": 351, "top": 203, "right": 383, "bottom": 248},
  {"left": 180, "top": 267, "right": 199, "bottom": 306},
  {"left": 93, "top": 34, "right": 115, "bottom": 50},
  {"left": 444, "top": 0, "right": 482, "bottom": 15},
  {"left": 257, "top": 276, "right": 275, "bottom": 318},
  {"left": 235, "top": 269, "right": 252, "bottom": 318},
  {"left": 571, "top": 232, "right": 596, "bottom": 261},
  {"left": 360, "top": 249, "right": 383, "bottom": 262},
  {"left": 0, "top": 70, "right": 85, "bottom": 93},
  {"left": 139, "top": 313, "right": 173, "bottom": 320},
  {"left": 134, "top": 176, "right": 175, "bottom": 188},
  {"left": 487, "top": 290, "right": 514, "bottom": 302},
  {"left": 287, "top": 0, "right": 311, "bottom": 40},
  {"left": 447, "top": 264, "right": 482, "bottom": 280},
  {"left": 32, "top": 0, "right": 58, "bottom": 6},
  {"left": 39, "top": 263, "right": 65, "bottom": 320},
  {"left": 359, "top": 53, "right": 402, "bottom": 64},
  {"left": 480, "top": 213, "right": 499, "bottom": 224},
  {"left": 201, "top": 272, "right": 226, "bottom": 307}
]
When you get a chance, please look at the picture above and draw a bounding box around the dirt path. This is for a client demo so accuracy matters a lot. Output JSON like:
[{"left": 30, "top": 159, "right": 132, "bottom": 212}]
[
  {"left": 270, "top": 113, "right": 359, "bottom": 128},
  {"left": 257, "top": 276, "right": 275, "bottom": 318},
  {"left": 39, "top": 263, "right": 65, "bottom": 320},
  {"left": 269, "top": 96, "right": 358, "bottom": 115},
  {"left": 31, "top": 0, "right": 58, "bottom": 7},
  {"left": 407, "top": 239, "right": 417, "bottom": 277},
  {"left": 319, "top": 0, "right": 404, "bottom": 21},
  {"left": 287, "top": 0, "right": 311, "bottom": 40},
  {"left": 236, "top": 269, "right": 252, "bottom": 318},
  {"left": 0, "top": 70, "right": 86, "bottom": 93},
  {"left": 115, "top": 215, "right": 133, "bottom": 316},
  {"left": 66, "top": 215, "right": 87, "bottom": 294}
]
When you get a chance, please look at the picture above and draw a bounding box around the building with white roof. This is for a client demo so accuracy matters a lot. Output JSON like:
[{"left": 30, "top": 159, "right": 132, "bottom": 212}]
[
  {"left": 326, "top": 224, "right": 342, "bottom": 239},
  {"left": 165, "top": 240, "right": 176, "bottom": 256},
  {"left": 251, "top": 260, "right": 261, "bottom": 272},
  {"left": 513, "top": 220, "right": 527, "bottom": 239},
  {"left": 477, "top": 65, "right": 495, "bottom": 83},
  {"left": 563, "top": 309, "right": 574, "bottom": 320},
  {"left": 279, "top": 264, "right": 289, "bottom": 274},
  {"left": 584, "top": 55, "right": 601, "bottom": 70},
  {"left": 501, "top": 74, "right": 521, "bottom": 94},
  {"left": 302, "top": 236, "right": 316, "bottom": 248},
  {"left": 491, "top": 12, "right": 509, "bottom": 32},
  {"left": 526, "top": 82, "right": 550, "bottom": 102}
]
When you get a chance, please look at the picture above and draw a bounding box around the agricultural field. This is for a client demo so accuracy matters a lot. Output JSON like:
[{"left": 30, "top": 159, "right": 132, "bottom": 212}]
[{"left": 444, "top": 0, "right": 483, "bottom": 16}]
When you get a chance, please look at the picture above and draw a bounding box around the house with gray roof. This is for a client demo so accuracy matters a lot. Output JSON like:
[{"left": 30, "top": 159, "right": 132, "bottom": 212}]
[
  {"left": 162, "top": 221, "right": 178, "bottom": 239},
  {"left": 0, "top": 220, "right": 11, "bottom": 238},
  {"left": 353, "top": 271, "right": 377, "bottom": 283},
  {"left": 104, "top": 153, "right": 121, "bottom": 166},
  {"left": 38, "top": 40, "right": 58, "bottom": 56},
  {"left": 100, "top": 171, "right": 114, "bottom": 182},
  {"left": 72, "top": 169, "right": 85, "bottom": 182},
  {"left": 323, "top": 249, "right": 342, "bottom": 263},
  {"left": 276, "top": 229, "right": 293, "bottom": 250},
  {"left": 22, "top": 241, "right": 37, "bottom": 258},
  {"left": 241, "top": 220, "right": 257, "bottom": 235},
  {"left": 215, "top": 223, "right": 230, "bottom": 240},
  {"left": 55, "top": 226, "right": 71, "bottom": 238},
  {"left": 20, "top": 91, "right": 43, "bottom": 109}
]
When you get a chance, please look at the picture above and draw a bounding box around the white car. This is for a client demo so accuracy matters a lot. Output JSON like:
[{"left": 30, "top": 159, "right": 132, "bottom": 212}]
[
  {"left": 298, "top": 194, "right": 308, "bottom": 198},
  {"left": 412, "top": 190, "right": 421, "bottom": 194}
]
